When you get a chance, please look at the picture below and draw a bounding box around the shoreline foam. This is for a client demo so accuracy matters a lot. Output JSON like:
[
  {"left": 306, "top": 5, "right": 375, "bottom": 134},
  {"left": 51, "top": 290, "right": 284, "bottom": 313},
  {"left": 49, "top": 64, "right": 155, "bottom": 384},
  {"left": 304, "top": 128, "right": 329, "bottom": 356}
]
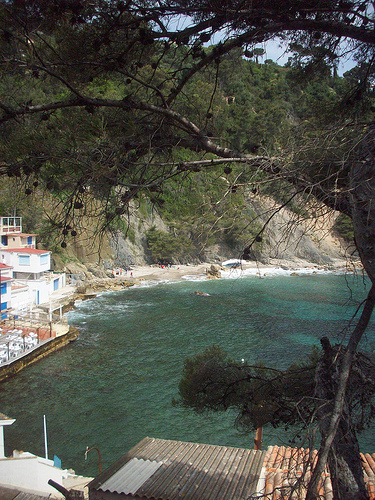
[
  {"left": 126, "top": 258, "right": 358, "bottom": 286},
  {"left": 68, "top": 258, "right": 363, "bottom": 299}
]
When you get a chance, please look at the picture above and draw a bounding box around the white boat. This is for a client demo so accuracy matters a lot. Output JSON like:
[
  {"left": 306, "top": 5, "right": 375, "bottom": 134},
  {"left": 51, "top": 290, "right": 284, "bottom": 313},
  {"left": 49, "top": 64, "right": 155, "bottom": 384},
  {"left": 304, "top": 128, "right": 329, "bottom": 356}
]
[{"left": 221, "top": 259, "right": 246, "bottom": 268}]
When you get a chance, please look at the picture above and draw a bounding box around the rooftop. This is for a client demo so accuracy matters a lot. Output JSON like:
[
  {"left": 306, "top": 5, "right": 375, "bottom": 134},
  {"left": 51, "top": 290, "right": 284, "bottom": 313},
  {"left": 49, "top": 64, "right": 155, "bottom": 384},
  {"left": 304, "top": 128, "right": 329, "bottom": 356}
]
[
  {"left": 89, "top": 437, "right": 266, "bottom": 500},
  {"left": 0, "top": 485, "right": 47, "bottom": 500},
  {"left": 88, "top": 439, "right": 375, "bottom": 500},
  {"left": 0, "top": 248, "right": 50, "bottom": 254},
  {"left": 0, "top": 276, "right": 13, "bottom": 282},
  {"left": 3, "top": 233, "right": 36, "bottom": 237},
  {"left": 261, "top": 444, "right": 375, "bottom": 499}
]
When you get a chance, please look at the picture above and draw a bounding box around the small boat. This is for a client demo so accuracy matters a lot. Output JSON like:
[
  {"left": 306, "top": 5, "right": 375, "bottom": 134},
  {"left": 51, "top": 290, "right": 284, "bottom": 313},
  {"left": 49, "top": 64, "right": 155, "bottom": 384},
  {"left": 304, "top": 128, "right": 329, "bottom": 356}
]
[{"left": 221, "top": 259, "right": 246, "bottom": 268}]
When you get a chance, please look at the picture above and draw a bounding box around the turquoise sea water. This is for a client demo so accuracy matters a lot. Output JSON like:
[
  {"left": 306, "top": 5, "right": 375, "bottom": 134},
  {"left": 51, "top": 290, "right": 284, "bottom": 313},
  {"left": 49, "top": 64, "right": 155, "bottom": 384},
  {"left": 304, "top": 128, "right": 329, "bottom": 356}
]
[{"left": 0, "top": 273, "right": 374, "bottom": 476}]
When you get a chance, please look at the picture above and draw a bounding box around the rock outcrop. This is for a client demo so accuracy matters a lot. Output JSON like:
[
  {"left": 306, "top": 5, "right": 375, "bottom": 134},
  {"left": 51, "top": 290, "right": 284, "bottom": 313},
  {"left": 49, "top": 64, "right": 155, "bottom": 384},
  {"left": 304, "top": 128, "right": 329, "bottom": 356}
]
[{"left": 206, "top": 264, "right": 222, "bottom": 279}]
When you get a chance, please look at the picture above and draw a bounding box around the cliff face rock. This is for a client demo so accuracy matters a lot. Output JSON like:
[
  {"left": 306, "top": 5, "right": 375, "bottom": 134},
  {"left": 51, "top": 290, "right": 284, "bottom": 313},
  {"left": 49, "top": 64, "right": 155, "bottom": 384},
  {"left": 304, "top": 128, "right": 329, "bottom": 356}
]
[
  {"left": 109, "top": 204, "right": 170, "bottom": 267},
  {"left": 55, "top": 195, "right": 350, "bottom": 273},
  {"left": 246, "top": 196, "right": 347, "bottom": 265}
]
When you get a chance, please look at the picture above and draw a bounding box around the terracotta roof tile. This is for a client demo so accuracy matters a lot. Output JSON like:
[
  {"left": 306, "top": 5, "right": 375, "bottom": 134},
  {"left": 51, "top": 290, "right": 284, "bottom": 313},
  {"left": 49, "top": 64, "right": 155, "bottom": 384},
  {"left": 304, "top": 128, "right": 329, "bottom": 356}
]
[
  {"left": 259, "top": 446, "right": 375, "bottom": 499},
  {"left": 0, "top": 248, "right": 50, "bottom": 254}
]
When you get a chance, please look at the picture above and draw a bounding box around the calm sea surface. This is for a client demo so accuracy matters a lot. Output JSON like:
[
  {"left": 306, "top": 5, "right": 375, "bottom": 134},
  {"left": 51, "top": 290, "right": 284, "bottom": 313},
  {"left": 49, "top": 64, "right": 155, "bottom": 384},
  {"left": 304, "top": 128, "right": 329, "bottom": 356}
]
[{"left": 1, "top": 272, "right": 374, "bottom": 476}]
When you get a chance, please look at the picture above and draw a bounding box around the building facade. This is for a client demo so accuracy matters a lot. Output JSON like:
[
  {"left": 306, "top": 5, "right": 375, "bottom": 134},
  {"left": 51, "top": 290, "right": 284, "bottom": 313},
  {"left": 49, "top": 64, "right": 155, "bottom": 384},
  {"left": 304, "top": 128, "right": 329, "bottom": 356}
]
[{"left": 0, "top": 217, "right": 66, "bottom": 314}]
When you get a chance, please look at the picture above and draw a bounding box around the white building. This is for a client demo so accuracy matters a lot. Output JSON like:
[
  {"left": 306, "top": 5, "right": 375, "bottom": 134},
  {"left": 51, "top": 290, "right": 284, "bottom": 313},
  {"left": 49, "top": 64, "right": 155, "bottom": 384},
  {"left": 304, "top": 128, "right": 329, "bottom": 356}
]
[
  {"left": 1, "top": 248, "right": 51, "bottom": 280},
  {"left": 0, "top": 413, "right": 86, "bottom": 498},
  {"left": 0, "top": 217, "right": 66, "bottom": 312}
]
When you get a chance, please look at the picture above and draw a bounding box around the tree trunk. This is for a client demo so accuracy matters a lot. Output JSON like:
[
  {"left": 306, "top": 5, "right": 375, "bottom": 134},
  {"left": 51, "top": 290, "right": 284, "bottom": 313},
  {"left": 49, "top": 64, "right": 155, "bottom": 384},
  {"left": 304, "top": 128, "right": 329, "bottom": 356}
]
[
  {"left": 306, "top": 129, "right": 375, "bottom": 500},
  {"left": 313, "top": 338, "right": 368, "bottom": 499}
]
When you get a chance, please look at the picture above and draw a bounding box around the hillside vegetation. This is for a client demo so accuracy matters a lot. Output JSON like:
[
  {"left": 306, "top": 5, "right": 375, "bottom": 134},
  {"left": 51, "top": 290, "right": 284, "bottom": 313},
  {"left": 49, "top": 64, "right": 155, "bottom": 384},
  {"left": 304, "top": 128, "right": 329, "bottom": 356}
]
[{"left": 2, "top": 52, "right": 355, "bottom": 269}]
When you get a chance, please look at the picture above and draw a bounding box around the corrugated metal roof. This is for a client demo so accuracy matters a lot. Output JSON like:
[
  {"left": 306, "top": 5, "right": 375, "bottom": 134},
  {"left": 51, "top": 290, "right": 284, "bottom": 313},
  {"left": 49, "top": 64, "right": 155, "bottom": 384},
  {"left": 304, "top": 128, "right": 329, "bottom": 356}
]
[
  {"left": 0, "top": 486, "right": 47, "bottom": 500},
  {"left": 90, "top": 439, "right": 375, "bottom": 500},
  {"left": 99, "top": 458, "right": 163, "bottom": 495},
  {"left": 12, "top": 492, "right": 47, "bottom": 500},
  {"left": 89, "top": 437, "right": 266, "bottom": 500}
]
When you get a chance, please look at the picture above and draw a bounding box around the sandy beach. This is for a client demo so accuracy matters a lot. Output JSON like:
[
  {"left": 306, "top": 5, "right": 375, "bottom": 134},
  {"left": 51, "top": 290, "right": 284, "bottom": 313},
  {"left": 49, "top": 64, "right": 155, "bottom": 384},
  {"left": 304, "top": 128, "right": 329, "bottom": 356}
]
[
  {"left": 124, "top": 257, "right": 354, "bottom": 284},
  {"left": 124, "top": 263, "right": 211, "bottom": 282},
  {"left": 67, "top": 257, "right": 360, "bottom": 298}
]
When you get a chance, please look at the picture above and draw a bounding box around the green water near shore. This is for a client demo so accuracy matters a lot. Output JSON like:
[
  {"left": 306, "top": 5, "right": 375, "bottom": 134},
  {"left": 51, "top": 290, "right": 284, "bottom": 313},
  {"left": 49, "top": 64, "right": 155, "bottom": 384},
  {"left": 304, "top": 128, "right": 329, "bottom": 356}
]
[{"left": 1, "top": 273, "right": 374, "bottom": 476}]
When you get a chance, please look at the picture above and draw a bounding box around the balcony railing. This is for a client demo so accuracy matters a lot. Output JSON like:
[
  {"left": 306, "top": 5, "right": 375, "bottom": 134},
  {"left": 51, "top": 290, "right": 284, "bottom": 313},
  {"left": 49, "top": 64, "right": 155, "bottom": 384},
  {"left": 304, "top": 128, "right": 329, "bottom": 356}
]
[{"left": 0, "top": 217, "right": 22, "bottom": 234}]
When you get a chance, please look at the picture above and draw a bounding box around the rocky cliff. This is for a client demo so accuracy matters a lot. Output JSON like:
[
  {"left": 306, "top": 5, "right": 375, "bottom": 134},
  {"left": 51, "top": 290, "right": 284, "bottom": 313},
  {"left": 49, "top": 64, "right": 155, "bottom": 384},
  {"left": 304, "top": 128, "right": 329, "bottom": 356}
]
[{"left": 54, "top": 194, "right": 351, "bottom": 279}]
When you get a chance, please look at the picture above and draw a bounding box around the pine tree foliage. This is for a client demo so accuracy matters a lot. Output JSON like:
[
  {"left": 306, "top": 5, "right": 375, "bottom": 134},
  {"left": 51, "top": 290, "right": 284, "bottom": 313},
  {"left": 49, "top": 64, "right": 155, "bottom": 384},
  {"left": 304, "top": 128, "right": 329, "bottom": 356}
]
[{"left": 1, "top": 2, "right": 375, "bottom": 498}]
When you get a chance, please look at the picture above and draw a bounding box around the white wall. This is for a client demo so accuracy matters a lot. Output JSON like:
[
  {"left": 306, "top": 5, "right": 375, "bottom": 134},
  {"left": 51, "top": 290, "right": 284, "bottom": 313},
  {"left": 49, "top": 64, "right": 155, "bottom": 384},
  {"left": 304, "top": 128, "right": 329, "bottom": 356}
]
[
  {"left": 27, "top": 279, "right": 52, "bottom": 305},
  {"left": 0, "top": 251, "right": 51, "bottom": 274},
  {"left": 11, "top": 273, "right": 67, "bottom": 312},
  {"left": 10, "top": 285, "right": 33, "bottom": 312},
  {"left": 0, "top": 453, "right": 65, "bottom": 498}
]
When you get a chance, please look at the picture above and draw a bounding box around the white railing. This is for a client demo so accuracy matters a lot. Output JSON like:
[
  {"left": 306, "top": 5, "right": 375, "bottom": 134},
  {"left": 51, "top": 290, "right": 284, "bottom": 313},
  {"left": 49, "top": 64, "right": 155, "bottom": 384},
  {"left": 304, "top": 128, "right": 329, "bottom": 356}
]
[{"left": 0, "top": 217, "right": 22, "bottom": 234}]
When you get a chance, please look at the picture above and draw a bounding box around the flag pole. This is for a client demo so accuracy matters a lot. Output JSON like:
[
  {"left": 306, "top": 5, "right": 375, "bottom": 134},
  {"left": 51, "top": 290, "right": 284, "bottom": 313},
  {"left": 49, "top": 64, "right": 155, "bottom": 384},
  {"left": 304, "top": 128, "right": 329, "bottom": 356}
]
[{"left": 43, "top": 414, "right": 48, "bottom": 459}]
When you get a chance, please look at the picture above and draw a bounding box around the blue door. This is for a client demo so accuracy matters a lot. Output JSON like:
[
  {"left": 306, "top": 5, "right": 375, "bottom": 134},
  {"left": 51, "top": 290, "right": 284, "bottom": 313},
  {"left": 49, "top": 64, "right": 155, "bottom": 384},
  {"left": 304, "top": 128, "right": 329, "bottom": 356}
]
[
  {"left": 1, "top": 301, "right": 7, "bottom": 320},
  {"left": 36, "top": 290, "right": 40, "bottom": 305},
  {"left": 54, "top": 278, "right": 59, "bottom": 291}
]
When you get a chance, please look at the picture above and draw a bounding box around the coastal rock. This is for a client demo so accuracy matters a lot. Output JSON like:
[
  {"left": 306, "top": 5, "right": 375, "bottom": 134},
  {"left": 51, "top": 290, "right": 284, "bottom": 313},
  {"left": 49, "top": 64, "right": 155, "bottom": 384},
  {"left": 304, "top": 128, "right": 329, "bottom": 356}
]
[
  {"left": 63, "top": 262, "right": 95, "bottom": 280},
  {"left": 194, "top": 291, "right": 210, "bottom": 296},
  {"left": 86, "top": 264, "right": 110, "bottom": 278},
  {"left": 77, "top": 276, "right": 135, "bottom": 294},
  {"left": 206, "top": 264, "right": 222, "bottom": 279}
]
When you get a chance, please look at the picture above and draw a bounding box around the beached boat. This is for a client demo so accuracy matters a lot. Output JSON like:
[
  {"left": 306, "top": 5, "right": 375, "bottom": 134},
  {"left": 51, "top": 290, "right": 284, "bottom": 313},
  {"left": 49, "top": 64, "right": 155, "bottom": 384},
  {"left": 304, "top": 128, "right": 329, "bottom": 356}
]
[{"left": 221, "top": 259, "right": 246, "bottom": 268}]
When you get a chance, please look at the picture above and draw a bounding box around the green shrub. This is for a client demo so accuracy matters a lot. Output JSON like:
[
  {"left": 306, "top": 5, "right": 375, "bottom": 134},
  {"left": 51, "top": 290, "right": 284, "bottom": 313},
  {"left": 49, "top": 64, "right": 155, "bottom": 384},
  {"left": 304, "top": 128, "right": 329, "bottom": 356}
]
[
  {"left": 333, "top": 213, "right": 354, "bottom": 242},
  {"left": 146, "top": 227, "right": 196, "bottom": 263}
]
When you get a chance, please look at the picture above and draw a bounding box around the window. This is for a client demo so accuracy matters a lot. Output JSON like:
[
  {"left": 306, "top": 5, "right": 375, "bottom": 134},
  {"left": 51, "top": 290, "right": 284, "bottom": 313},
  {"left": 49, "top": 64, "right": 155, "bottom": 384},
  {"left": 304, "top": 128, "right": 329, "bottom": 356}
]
[
  {"left": 27, "top": 236, "right": 32, "bottom": 245},
  {"left": 0, "top": 283, "right": 6, "bottom": 294},
  {"left": 19, "top": 254, "right": 30, "bottom": 266},
  {"left": 40, "top": 254, "right": 49, "bottom": 265},
  {"left": 1, "top": 235, "right": 7, "bottom": 246}
]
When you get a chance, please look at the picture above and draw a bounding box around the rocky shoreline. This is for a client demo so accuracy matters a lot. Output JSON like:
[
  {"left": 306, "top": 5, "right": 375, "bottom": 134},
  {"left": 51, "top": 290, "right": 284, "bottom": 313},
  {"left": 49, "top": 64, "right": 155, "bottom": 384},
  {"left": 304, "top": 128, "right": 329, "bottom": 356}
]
[{"left": 63, "top": 257, "right": 362, "bottom": 307}]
